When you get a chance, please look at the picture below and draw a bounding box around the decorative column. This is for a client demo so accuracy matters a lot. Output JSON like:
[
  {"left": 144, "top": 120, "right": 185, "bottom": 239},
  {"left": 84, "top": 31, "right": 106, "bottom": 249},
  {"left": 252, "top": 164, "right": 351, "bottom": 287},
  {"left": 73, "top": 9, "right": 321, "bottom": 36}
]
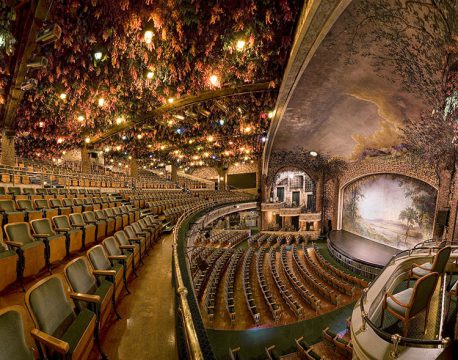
[
  {"left": 129, "top": 158, "right": 139, "bottom": 178},
  {"left": 1, "top": 128, "right": 16, "bottom": 166},
  {"left": 216, "top": 166, "right": 228, "bottom": 191},
  {"left": 81, "top": 146, "right": 91, "bottom": 174},
  {"left": 171, "top": 164, "right": 178, "bottom": 182}
]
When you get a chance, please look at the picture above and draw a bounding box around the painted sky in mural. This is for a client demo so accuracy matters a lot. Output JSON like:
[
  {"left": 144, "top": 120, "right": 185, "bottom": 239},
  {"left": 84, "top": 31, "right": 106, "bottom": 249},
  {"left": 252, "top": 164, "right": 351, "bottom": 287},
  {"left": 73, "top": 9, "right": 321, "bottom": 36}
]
[{"left": 342, "top": 174, "right": 436, "bottom": 250}]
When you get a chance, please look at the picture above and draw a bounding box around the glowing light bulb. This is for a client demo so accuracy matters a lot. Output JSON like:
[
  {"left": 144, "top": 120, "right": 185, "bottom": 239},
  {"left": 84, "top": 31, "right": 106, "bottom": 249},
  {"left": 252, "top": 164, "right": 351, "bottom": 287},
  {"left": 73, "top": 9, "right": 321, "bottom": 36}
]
[
  {"left": 244, "top": 126, "right": 252, "bottom": 133},
  {"left": 59, "top": 93, "right": 67, "bottom": 100},
  {"left": 137, "top": 134, "right": 142, "bottom": 139},
  {"left": 98, "top": 98, "right": 104, "bottom": 107},
  {"left": 236, "top": 39, "right": 246, "bottom": 51},
  {"left": 116, "top": 117, "right": 123, "bottom": 125},
  {"left": 167, "top": 97, "right": 174, "bottom": 104},
  {"left": 77, "top": 115, "right": 84, "bottom": 122},
  {"left": 146, "top": 71, "right": 154, "bottom": 79},
  {"left": 310, "top": 151, "right": 318, "bottom": 157},
  {"left": 57, "top": 138, "right": 64, "bottom": 144},
  {"left": 116, "top": 145, "right": 121, "bottom": 151},
  {"left": 144, "top": 30, "right": 153, "bottom": 44},
  {"left": 38, "top": 121, "right": 45, "bottom": 128},
  {"left": 207, "top": 135, "right": 214, "bottom": 142},
  {"left": 85, "top": 137, "right": 90, "bottom": 144},
  {"left": 104, "top": 147, "right": 110, "bottom": 152},
  {"left": 268, "top": 110, "right": 275, "bottom": 119},
  {"left": 209, "top": 74, "right": 219, "bottom": 86},
  {"left": 94, "top": 51, "right": 103, "bottom": 60}
]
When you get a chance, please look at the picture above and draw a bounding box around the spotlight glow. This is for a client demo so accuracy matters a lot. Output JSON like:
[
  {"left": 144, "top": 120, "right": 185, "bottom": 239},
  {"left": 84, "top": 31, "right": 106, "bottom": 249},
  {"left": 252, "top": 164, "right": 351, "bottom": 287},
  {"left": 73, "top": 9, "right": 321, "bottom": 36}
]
[
  {"left": 236, "top": 39, "right": 246, "bottom": 51},
  {"left": 144, "top": 30, "right": 153, "bottom": 44},
  {"left": 94, "top": 51, "right": 103, "bottom": 60}
]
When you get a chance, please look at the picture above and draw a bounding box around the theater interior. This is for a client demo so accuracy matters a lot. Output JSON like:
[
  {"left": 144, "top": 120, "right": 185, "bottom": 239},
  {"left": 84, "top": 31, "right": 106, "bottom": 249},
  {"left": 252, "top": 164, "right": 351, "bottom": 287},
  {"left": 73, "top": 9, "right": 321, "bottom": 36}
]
[{"left": 0, "top": 0, "right": 457, "bottom": 359}]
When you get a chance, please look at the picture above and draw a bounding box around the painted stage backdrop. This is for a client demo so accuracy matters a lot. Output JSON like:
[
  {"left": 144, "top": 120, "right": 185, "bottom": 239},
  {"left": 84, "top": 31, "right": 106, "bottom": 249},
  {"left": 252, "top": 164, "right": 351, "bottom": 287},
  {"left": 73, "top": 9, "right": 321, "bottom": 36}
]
[{"left": 342, "top": 174, "right": 436, "bottom": 250}]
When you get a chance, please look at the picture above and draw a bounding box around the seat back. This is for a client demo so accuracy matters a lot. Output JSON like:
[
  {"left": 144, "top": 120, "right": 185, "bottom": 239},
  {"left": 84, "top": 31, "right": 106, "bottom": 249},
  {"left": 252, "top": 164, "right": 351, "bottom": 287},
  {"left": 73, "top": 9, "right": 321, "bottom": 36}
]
[
  {"left": 26, "top": 275, "right": 76, "bottom": 339},
  {"left": 16, "top": 200, "right": 34, "bottom": 211},
  {"left": 432, "top": 246, "right": 452, "bottom": 274},
  {"left": 124, "top": 226, "right": 136, "bottom": 239},
  {"left": 8, "top": 187, "right": 21, "bottom": 196},
  {"left": 50, "top": 199, "right": 63, "bottom": 208},
  {"left": 132, "top": 222, "right": 142, "bottom": 233},
  {"left": 70, "top": 213, "right": 86, "bottom": 226},
  {"left": 87, "top": 245, "right": 112, "bottom": 271},
  {"left": 114, "top": 231, "right": 129, "bottom": 246},
  {"left": 64, "top": 257, "right": 97, "bottom": 307},
  {"left": 4, "top": 222, "right": 35, "bottom": 245},
  {"left": 0, "top": 306, "right": 34, "bottom": 360},
  {"left": 30, "top": 219, "right": 56, "bottom": 236},
  {"left": 53, "top": 215, "right": 71, "bottom": 230},
  {"left": 103, "top": 236, "right": 122, "bottom": 256},
  {"left": 22, "top": 188, "right": 36, "bottom": 196},
  {"left": 83, "top": 211, "right": 97, "bottom": 223},
  {"left": 73, "top": 198, "right": 84, "bottom": 206},
  {"left": 408, "top": 272, "right": 440, "bottom": 317},
  {"left": 34, "top": 199, "right": 49, "bottom": 209},
  {"left": 104, "top": 208, "right": 114, "bottom": 217},
  {"left": 113, "top": 207, "right": 122, "bottom": 215},
  {"left": 62, "top": 198, "right": 73, "bottom": 207},
  {"left": 95, "top": 210, "right": 107, "bottom": 220},
  {"left": 0, "top": 200, "right": 16, "bottom": 212}
]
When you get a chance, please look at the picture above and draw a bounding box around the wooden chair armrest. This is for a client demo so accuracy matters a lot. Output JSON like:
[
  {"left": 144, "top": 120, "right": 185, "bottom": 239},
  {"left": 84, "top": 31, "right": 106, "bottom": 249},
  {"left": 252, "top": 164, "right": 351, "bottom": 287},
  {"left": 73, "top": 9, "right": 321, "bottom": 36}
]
[
  {"left": 266, "top": 345, "right": 275, "bottom": 351},
  {"left": 295, "top": 336, "right": 304, "bottom": 342},
  {"left": 31, "top": 328, "right": 70, "bottom": 354},
  {"left": 70, "top": 292, "right": 101, "bottom": 303},
  {"left": 385, "top": 292, "right": 408, "bottom": 308},
  {"left": 108, "top": 255, "right": 127, "bottom": 260},
  {"left": 33, "top": 234, "right": 50, "bottom": 238},
  {"left": 4, "top": 240, "right": 23, "bottom": 248},
  {"left": 93, "top": 270, "right": 117, "bottom": 277}
]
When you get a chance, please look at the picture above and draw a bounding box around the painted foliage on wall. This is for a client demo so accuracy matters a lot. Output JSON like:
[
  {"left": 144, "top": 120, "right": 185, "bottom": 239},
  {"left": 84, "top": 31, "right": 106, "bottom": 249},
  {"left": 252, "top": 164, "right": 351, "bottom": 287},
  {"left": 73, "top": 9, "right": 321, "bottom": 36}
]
[{"left": 342, "top": 174, "right": 436, "bottom": 249}]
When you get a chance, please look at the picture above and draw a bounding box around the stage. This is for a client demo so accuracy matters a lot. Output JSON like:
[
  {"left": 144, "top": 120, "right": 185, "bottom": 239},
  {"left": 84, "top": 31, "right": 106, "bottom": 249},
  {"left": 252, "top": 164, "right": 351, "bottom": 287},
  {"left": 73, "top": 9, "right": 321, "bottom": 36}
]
[{"left": 328, "top": 230, "right": 399, "bottom": 269}]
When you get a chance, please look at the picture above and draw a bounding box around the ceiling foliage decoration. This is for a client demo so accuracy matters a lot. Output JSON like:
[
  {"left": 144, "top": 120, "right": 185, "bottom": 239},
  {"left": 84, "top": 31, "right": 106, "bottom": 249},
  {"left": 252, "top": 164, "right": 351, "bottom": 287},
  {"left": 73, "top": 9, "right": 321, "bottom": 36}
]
[
  {"left": 271, "top": 0, "right": 457, "bottom": 161},
  {"left": 7, "top": 0, "right": 302, "bottom": 165}
]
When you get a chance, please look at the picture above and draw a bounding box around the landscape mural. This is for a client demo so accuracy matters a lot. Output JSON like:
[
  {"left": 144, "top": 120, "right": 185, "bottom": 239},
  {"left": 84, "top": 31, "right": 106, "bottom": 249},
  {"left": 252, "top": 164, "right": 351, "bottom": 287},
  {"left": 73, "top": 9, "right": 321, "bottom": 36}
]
[{"left": 342, "top": 174, "right": 436, "bottom": 250}]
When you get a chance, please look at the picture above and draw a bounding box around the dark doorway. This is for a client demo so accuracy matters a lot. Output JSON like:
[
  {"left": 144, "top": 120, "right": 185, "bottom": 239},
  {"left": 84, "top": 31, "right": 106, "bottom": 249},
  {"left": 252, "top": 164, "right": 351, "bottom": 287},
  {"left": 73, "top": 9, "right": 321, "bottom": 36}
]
[
  {"left": 277, "top": 187, "right": 285, "bottom": 202},
  {"left": 291, "top": 216, "right": 299, "bottom": 230},
  {"left": 275, "top": 214, "right": 282, "bottom": 228},
  {"left": 292, "top": 191, "right": 300, "bottom": 207}
]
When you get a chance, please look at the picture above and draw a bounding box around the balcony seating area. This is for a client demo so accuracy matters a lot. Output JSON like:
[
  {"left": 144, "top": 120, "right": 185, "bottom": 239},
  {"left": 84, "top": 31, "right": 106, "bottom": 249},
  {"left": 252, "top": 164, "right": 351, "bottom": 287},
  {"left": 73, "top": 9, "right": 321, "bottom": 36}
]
[{"left": 0, "top": 184, "right": 245, "bottom": 359}]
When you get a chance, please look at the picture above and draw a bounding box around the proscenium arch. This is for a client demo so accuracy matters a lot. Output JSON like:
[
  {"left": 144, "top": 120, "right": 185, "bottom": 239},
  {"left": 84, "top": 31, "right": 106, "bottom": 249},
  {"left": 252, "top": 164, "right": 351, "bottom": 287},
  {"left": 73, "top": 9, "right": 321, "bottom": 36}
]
[{"left": 336, "top": 171, "right": 439, "bottom": 230}]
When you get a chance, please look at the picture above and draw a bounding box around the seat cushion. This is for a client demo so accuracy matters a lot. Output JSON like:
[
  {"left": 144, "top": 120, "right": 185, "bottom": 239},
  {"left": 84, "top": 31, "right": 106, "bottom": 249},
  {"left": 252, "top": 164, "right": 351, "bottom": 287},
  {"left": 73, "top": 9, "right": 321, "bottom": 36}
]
[
  {"left": 386, "top": 288, "right": 414, "bottom": 316},
  {"left": 412, "top": 263, "right": 432, "bottom": 277},
  {"left": 94, "top": 280, "right": 112, "bottom": 303},
  {"left": 61, "top": 308, "right": 95, "bottom": 353},
  {"left": 0, "top": 310, "right": 34, "bottom": 360}
]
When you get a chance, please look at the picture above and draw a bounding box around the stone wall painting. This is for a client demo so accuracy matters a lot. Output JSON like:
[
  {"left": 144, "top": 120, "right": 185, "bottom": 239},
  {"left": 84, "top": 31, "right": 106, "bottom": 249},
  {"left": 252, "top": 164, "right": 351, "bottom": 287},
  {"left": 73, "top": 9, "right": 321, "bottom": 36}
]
[{"left": 342, "top": 174, "right": 436, "bottom": 250}]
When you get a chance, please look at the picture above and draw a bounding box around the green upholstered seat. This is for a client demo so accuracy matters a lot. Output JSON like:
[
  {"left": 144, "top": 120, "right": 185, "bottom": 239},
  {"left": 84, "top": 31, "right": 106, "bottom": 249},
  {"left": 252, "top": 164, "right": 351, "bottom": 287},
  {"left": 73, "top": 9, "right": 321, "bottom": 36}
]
[
  {"left": 113, "top": 207, "right": 129, "bottom": 227},
  {"left": 22, "top": 188, "right": 36, "bottom": 196},
  {"left": 95, "top": 210, "right": 114, "bottom": 236},
  {"left": 7, "top": 187, "right": 21, "bottom": 196},
  {"left": 103, "top": 236, "right": 136, "bottom": 277},
  {"left": 50, "top": 199, "right": 72, "bottom": 216},
  {"left": 0, "top": 200, "right": 25, "bottom": 225},
  {"left": 53, "top": 215, "right": 84, "bottom": 253},
  {"left": 87, "top": 245, "right": 129, "bottom": 298},
  {"left": 65, "top": 257, "right": 119, "bottom": 328},
  {"left": 69, "top": 213, "right": 96, "bottom": 248},
  {"left": 26, "top": 275, "right": 98, "bottom": 359},
  {"left": 125, "top": 225, "right": 150, "bottom": 250},
  {"left": 16, "top": 200, "right": 43, "bottom": 221},
  {"left": 104, "top": 208, "right": 122, "bottom": 231},
  {"left": 4, "top": 222, "right": 46, "bottom": 278},
  {"left": 34, "top": 199, "right": 50, "bottom": 210},
  {"left": 0, "top": 306, "right": 34, "bottom": 360},
  {"left": 115, "top": 230, "right": 144, "bottom": 260},
  {"left": 30, "top": 219, "right": 67, "bottom": 265},
  {"left": 410, "top": 246, "right": 451, "bottom": 280},
  {"left": 83, "top": 211, "right": 106, "bottom": 242},
  {"left": 383, "top": 272, "right": 439, "bottom": 336}
]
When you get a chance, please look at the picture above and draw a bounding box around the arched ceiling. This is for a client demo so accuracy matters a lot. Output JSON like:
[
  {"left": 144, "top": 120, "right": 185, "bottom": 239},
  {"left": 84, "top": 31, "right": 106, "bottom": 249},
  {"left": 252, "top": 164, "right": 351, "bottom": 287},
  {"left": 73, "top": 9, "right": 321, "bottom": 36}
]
[{"left": 270, "top": 0, "right": 457, "bottom": 161}]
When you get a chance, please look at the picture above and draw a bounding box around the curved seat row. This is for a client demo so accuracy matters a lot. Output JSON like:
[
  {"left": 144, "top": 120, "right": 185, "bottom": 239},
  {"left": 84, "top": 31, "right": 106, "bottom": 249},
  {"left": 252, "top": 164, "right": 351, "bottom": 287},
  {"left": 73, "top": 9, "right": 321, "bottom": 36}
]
[
  {"left": 224, "top": 249, "right": 245, "bottom": 324},
  {"left": 242, "top": 248, "right": 260, "bottom": 326},
  {"left": 256, "top": 248, "right": 280, "bottom": 321}
]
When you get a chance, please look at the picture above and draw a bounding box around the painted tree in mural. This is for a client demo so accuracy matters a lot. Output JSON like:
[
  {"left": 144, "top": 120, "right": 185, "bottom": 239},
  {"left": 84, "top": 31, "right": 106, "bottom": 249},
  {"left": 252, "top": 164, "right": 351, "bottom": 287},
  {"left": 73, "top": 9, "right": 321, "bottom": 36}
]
[
  {"left": 340, "top": 0, "right": 457, "bottom": 168},
  {"left": 399, "top": 207, "right": 420, "bottom": 244},
  {"left": 343, "top": 184, "right": 364, "bottom": 227}
]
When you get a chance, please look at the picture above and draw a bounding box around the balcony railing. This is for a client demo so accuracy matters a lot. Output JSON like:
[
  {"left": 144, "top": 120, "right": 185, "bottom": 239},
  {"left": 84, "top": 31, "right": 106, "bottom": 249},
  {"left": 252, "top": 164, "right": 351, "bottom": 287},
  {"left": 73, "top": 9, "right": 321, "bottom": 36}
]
[{"left": 352, "top": 242, "right": 458, "bottom": 358}]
